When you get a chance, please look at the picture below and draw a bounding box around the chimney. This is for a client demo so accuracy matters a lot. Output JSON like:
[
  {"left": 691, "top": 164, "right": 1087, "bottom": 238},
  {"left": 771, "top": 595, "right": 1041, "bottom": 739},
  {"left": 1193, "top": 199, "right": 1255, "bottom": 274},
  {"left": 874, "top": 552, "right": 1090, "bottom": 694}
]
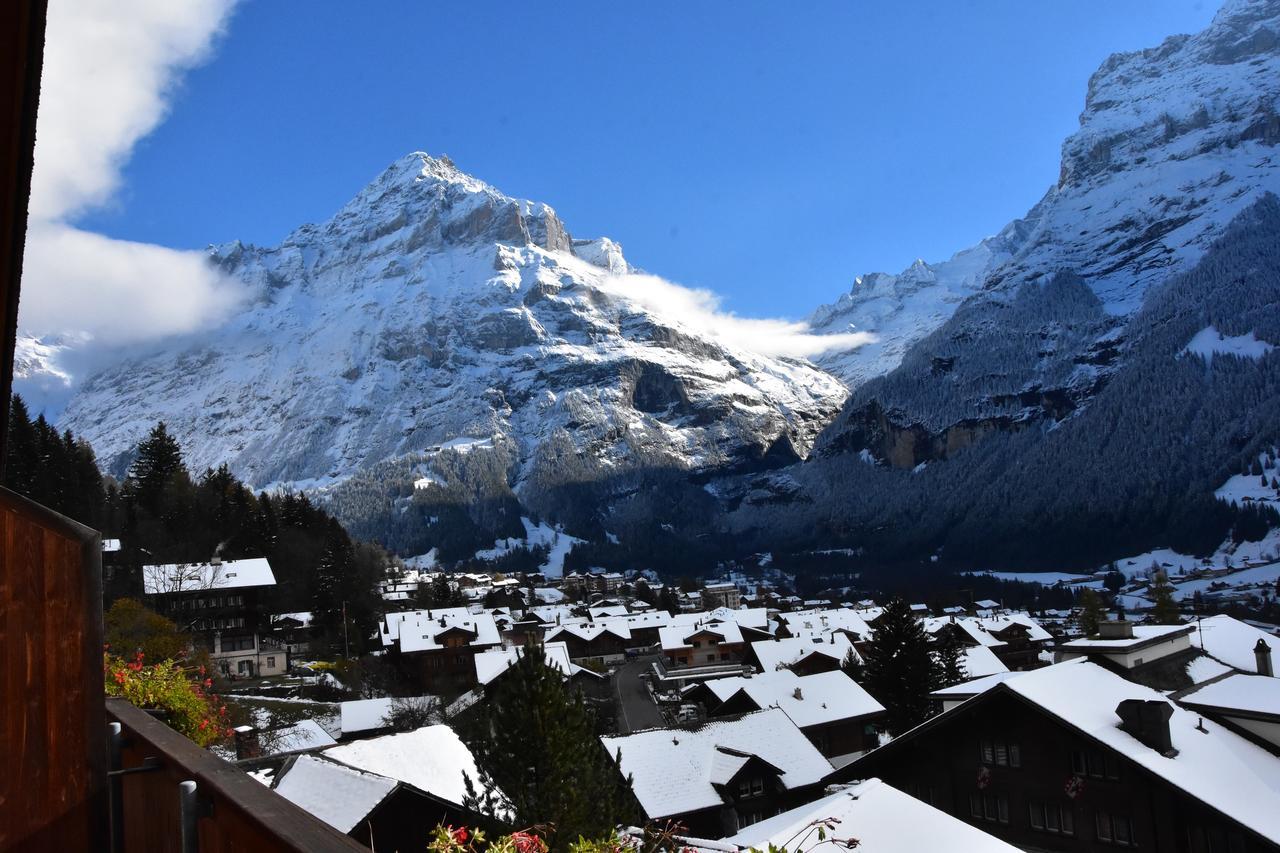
[
  {"left": 234, "top": 725, "right": 262, "bottom": 760},
  {"left": 1256, "top": 639, "right": 1274, "bottom": 677},
  {"left": 1116, "top": 699, "right": 1177, "bottom": 757},
  {"left": 793, "top": 687, "right": 803, "bottom": 700},
  {"left": 1098, "top": 620, "right": 1135, "bottom": 640}
]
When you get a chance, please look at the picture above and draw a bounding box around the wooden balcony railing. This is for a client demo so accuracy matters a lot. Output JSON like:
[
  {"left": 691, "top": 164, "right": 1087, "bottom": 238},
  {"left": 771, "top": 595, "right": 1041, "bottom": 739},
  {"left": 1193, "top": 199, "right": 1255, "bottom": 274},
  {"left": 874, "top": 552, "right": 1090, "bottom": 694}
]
[
  {"left": 1, "top": 485, "right": 107, "bottom": 852},
  {"left": 106, "top": 698, "right": 366, "bottom": 852}
]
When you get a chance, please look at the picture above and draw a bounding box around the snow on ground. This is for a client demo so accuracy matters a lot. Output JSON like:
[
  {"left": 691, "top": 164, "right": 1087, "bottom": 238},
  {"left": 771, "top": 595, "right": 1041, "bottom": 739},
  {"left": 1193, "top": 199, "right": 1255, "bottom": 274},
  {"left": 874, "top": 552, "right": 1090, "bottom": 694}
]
[
  {"left": 1216, "top": 447, "right": 1280, "bottom": 505},
  {"left": 413, "top": 474, "right": 440, "bottom": 490},
  {"left": 1171, "top": 561, "right": 1280, "bottom": 601},
  {"left": 975, "top": 571, "right": 1091, "bottom": 586},
  {"left": 402, "top": 548, "right": 439, "bottom": 569},
  {"left": 475, "top": 516, "right": 582, "bottom": 578},
  {"left": 429, "top": 436, "right": 493, "bottom": 454},
  {"left": 1183, "top": 326, "right": 1275, "bottom": 362}
]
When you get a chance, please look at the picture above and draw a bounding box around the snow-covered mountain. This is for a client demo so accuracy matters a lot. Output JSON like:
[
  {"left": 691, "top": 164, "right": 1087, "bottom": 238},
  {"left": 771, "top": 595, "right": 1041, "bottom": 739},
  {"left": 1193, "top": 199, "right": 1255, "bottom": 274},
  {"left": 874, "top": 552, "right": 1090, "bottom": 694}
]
[
  {"left": 811, "top": 0, "right": 1280, "bottom": 392},
  {"left": 58, "top": 154, "right": 847, "bottom": 494}
]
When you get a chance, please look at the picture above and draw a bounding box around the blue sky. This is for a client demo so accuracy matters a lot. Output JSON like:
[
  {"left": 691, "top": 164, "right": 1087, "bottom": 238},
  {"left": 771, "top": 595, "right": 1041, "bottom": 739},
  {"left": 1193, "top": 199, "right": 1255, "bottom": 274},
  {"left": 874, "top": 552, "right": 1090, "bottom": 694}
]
[{"left": 76, "top": 0, "right": 1216, "bottom": 319}]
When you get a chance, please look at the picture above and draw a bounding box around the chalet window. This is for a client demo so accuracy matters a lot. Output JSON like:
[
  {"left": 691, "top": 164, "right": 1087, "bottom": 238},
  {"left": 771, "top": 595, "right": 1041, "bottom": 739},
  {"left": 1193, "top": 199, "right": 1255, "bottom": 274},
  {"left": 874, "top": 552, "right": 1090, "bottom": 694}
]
[
  {"left": 1072, "top": 749, "right": 1120, "bottom": 780},
  {"left": 266, "top": 656, "right": 276, "bottom": 668},
  {"left": 738, "top": 780, "right": 751, "bottom": 798},
  {"left": 970, "top": 793, "right": 1009, "bottom": 825},
  {"left": 751, "top": 778, "right": 764, "bottom": 796},
  {"left": 692, "top": 640, "right": 701, "bottom": 648},
  {"left": 1029, "top": 802, "right": 1075, "bottom": 836},
  {"left": 979, "top": 737, "right": 1021, "bottom": 767},
  {"left": 1096, "top": 811, "right": 1135, "bottom": 846}
]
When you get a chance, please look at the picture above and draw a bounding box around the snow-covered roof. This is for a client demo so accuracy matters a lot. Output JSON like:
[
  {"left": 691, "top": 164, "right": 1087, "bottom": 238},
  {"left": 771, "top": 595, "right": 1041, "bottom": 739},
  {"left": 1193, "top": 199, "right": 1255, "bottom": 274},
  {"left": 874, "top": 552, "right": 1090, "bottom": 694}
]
[
  {"left": 720, "top": 779, "right": 1020, "bottom": 853},
  {"left": 102, "top": 538, "right": 121, "bottom": 553},
  {"left": 958, "top": 644, "right": 1009, "bottom": 678},
  {"left": 472, "top": 641, "right": 597, "bottom": 685},
  {"left": 973, "top": 613, "right": 1053, "bottom": 642},
  {"left": 750, "top": 634, "right": 855, "bottom": 673},
  {"left": 322, "top": 725, "right": 485, "bottom": 807},
  {"left": 1059, "top": 623, "right": 1192, "bottom": 650},
  {"left": 546, "top": 622, "right": 631, "bottom": 644},
  {"left": 1185, "top": 654, "right": 1235, "bottom": 685},
  {"left": 589, "top": 605, "right": 630, "bottom": 618},
  {"left": 272, "top": 754, "right": 397, "bottom": 834},
  {"left": 1003, "top": 662, "right": 1280, "bottom": 841},
  {"left": 1180, "top": 673, "right": 1280, "bottom": 718},
  {"left": 380, "top": 607, "right": 501, "bottom": 652},
  {"left": 272, "top": 611, "right": 313, "bottom": 628},
  {"left": 1190, "top": 615, "right": 1280, "bottom": 676},
  {"left": 930, "top": 670, "right": 1024, "bottom": 700},
  {"left": 709, "top": 669, "right": 884, "bottom": 726},
  {"left": 142, "top": 557, "right": 276, "bottom": 594},
  {"left": 601, "top": 708, "right": 833, "bottom": 819},
  {"left": 266, "top": 719, "right": 337, "bottom": 755},
  {"left": 671, "top": 607, "right": 772, "bottom": 632},
  {"left": 779, "top": 608, "right": 874, "bottom": 642},
  {"left": 921, "top": 616, "right": 1005, "bottom": 648},
  {"left": 660, "top": 619, "right": 745, "bottom": 651},
  {"left": 339, "top": 697, "right": 395, "bottom": 735}
]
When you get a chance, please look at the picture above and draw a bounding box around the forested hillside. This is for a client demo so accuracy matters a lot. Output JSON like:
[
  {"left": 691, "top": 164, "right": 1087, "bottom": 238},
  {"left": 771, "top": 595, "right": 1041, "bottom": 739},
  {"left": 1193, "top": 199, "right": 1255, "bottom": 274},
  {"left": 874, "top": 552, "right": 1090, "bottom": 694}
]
[{"left": 3, "top": 397, "right": 386, "bottom": 653}]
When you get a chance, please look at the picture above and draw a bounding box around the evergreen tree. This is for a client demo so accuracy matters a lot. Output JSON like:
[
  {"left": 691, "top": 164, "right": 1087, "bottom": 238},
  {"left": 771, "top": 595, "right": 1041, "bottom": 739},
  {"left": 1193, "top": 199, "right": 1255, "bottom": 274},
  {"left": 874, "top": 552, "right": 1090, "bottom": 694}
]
[
  {"left": 1077, "top": 588, "right": 1106, "bottom": 636},
  {"left": 840, "top": 648, "right": 865, "bottom": 683},
  {"left": 861, "top": 598, "right": 942, "bottom": 735},
  {"left": 935, "top": 631, "right": 968, "bottom": 687},
  {"left": 127, "top": 422, "right": 186, "bottom": 512},
  {"left": 457, "top": 639, "right": 639, "bottom": 845},
  {"left": 1149, "top": 571, "right": 1182, "bottom": 624}
]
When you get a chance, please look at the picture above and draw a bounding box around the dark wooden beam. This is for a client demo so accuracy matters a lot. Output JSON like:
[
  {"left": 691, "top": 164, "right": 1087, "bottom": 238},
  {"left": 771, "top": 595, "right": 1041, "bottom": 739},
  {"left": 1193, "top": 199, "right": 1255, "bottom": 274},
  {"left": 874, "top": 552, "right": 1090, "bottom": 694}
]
[{"left": 0, "top": 0, "right": 47, "bottom": 473}]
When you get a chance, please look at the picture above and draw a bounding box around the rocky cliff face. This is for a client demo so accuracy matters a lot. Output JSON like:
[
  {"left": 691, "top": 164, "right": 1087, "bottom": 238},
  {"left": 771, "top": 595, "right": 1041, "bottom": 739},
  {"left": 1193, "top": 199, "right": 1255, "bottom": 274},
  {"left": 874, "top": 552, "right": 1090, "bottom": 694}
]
[
  {"left": 58, "top": 154, "right": 848, "bottom": 496},
  {"left": 812, "top": 0, "right": 1280, "bottom": 465}
]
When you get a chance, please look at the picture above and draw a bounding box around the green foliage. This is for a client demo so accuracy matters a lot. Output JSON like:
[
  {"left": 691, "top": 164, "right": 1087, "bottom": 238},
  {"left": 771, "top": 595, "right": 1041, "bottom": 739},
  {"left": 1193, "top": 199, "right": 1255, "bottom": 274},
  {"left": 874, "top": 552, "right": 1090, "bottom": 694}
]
[
  {"left": 1149, "top": 571, "right": 1182, "bottom": 625},
  {"left": 839, "top": 648, "right": 865, "bottom": 683},
  {"left": 861, "top": 598, "right": 941, "bottom": 735},
  {"left": 3, "top": 395, "right": 104, "bottom": 527},
  {"left": 457, "top": 639, "right": 639, "bottom": 846},
  {"left": 105, "top": 652, "right": 229, "bottom": 748},
  {"left": 1077, "top": 588, "right": 1106, "bottom": 636},
  {"left": 105, "top": 598, "right": 190, "bottom": 663},
  {"left": 935, "top": 631, "right": 968, "bottom": 688}
]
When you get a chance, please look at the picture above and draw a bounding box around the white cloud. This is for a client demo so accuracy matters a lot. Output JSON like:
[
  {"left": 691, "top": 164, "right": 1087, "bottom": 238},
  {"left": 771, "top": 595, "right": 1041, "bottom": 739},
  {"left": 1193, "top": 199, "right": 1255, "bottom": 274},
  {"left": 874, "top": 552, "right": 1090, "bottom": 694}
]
[
  {"left": 18, "top": 0, "right": 242, "bottom": 351},
  {"left": 598, "top": 272, "right": 875, "bottom": 359},
  {"left": 20, "top": 223, "right": 244, "bottom": 343}
]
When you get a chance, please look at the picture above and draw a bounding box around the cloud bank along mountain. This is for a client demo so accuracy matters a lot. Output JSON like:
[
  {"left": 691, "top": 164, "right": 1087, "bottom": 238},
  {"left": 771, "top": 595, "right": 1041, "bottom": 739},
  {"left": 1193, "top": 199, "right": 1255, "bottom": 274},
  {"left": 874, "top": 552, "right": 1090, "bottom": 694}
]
[
  {"left": 58, "top": 154, "right": 856, "bottom": 557},
  {"left": 15, "top": 0, "right": 243, "bottom": 416}
]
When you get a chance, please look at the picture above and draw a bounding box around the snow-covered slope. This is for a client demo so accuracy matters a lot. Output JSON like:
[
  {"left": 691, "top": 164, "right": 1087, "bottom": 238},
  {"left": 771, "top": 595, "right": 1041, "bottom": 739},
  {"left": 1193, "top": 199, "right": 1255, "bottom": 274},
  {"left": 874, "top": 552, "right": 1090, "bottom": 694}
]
[
  {"left": 59, "top": 154, "right": 847, "bottom": 492},
  {"left": 812, "top": 0, "right": 1280, "bottom": 389}
]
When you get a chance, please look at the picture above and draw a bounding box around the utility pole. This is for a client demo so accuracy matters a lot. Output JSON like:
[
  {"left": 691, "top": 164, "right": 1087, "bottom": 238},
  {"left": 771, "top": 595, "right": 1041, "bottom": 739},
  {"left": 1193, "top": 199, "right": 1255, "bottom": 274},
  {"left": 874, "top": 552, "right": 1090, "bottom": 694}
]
[{"left": 342, "top": 599, "right": 350, "bottom": 659}]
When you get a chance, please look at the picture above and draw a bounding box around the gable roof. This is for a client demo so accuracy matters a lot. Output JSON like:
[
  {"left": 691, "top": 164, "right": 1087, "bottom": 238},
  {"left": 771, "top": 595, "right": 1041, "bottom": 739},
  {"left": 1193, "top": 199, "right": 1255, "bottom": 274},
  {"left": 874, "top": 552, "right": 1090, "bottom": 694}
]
[
  {"left": 322, "top": 725, "right": 486, "bottom": 808},
  {"left": 1003, "top": 662, "right": 1280, "bottom": 842},
  {"left": 704, "top": 669, "right": 884, "bottom": 726},
  {"left": 472, "top": 641, "right": 600, "bottom": 685},
  {"left": 660, "top": 619, "right": 745, "bottom": 651},
  {"left": 750, "top": 634, "right": 856, "bottom": 673},
  {"left": 1190, "top": 615, "right": 1280, "bottom": 676},
  {"left": 869, "top": 661, "right": 1280, "bottom": 845},
  {"left": 957, "top": 644, "right": 1010, "bottom": 678},
  {"left": 601, "top": 708, "right": 833, "bottom": 819},
  {"left": 142, "top": 557, "right": 276, "bottom": 594},
  {"left": 1179, "top": 673, "right": 1280, "bottom": 720},
  {"left": 272, "top": 754, "right": 398, "bottom": 834},
  {"left": 720, "top": 779, "right": 1020, "bottom": 853},
  {"left": 380, "top": 607, "right": 502, "bottom": 652}
]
